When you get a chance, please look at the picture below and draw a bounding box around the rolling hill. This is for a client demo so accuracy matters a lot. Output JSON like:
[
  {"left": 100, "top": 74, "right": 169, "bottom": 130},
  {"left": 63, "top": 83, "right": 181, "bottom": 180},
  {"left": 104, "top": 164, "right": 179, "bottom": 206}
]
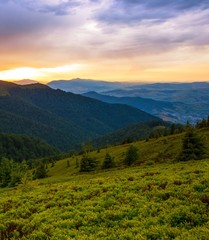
[
  {"left": 0, "top": 133, "right": 59, "bottom": 162},
  {"left": 0, "top": 80, "right": 159, "bottom": 150},
  {"left": 91, "top": 119, "right": 172, "bottom": 148},
  {"left": 1, "top": 127, "right": 209, "bottom": 239}
]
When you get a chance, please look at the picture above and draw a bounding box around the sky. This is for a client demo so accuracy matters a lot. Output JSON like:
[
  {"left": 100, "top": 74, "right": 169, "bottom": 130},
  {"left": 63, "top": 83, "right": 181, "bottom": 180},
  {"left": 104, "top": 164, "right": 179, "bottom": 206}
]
[{"left": 0, "top": 0, "right": 209, "bottom": 83}]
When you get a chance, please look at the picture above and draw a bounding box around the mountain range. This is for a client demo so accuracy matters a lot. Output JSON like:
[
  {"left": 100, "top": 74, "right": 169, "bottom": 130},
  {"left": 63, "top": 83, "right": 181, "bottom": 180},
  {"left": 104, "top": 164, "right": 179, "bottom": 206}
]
[
  {"left": 47, "top": 78, "right": 137, "bottom": 94},
  {"left": 102, "top": 82, "right": 209, "bottom": 104},
  {"left": 83, "top": 91, "right": 209, "bottom": 123},
  {"left": 0, "top": 80, "right": 158, "bottom": 151},
  {"left": 14, "top": 79, "right": 38, "bottom": 85},
  {"left": 12, "top": 78, "right": 209, "bottom": 124}
]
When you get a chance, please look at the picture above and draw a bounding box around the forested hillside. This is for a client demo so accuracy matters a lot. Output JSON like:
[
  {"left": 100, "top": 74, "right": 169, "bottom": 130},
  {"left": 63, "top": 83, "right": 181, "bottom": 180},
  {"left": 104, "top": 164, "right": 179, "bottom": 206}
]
[
  {"left": 0, "top": 133, "right": 59, "bottom": 162},
  {"left": 91, "top": 120, "right": 176, "bottom": 148},
  {"left": 0, "top": 81, "right": 158, "bottom": 150}
]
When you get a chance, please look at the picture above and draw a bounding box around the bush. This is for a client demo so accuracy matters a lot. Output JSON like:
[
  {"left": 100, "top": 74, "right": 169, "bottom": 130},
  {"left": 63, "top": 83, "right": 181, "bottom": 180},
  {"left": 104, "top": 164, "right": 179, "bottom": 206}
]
[
  {"left": 102, "top": 153, "right": 115, "bottom": 169},
  {"left": 0, "top": 158, "right": 28, "bottom": 187},
  {"left": 80, "top": 155, "right": 98, "bottom": 172},
  {"left": 124, "top": 145, "right": 139, "bottom": 166},
  {"left": 33, "top": 162, "right": 48, "bottom": 179}
]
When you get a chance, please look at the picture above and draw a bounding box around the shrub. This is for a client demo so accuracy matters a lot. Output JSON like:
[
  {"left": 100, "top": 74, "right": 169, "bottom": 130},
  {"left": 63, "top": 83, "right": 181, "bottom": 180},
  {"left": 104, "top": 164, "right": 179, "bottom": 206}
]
[
  {"left": 0, "top": 158, "right": 27, "bottom": 187},
  {"left": 80, "top": 155, "right": 98, "bottom": 172},
  {"left": 124, "top": 145, "right": 139, "bottom": 166},
  {"left": 33, "top": 162, "right": 48, "bottom": 179},
  {"left": 102, "top": 153, "right": 115, "bottom": 169}
]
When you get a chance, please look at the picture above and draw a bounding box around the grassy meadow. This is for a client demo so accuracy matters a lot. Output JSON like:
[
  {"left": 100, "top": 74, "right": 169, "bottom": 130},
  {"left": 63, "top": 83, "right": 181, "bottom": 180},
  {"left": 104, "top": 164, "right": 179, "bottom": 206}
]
[{"left": 1, "top": 128, "right": 209, "bottom": 239}]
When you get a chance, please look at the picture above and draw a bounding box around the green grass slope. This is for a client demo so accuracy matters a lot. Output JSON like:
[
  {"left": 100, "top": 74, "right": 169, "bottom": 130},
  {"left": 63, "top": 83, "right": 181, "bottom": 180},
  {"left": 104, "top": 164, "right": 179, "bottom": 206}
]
[
  {"left": 50, "top": 128, "right": 207, "bottom": 178},
  {"left": 1, "top": 128, "right": 209, "bottom": 239}
]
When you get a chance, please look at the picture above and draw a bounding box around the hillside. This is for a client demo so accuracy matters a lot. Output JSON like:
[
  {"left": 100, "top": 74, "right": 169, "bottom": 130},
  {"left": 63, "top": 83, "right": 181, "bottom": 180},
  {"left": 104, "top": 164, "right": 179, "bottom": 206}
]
[
  {"left": 48, "top": 127, "right": 209, "bottom": 178},
  {"left": 91, "top": 120, "right": 172, "bottom": 148},
  {"left": 0, "top": 133, "right": 59, "bottom": 162},
  {"left": 83, "top": 91, "right": 188, "bottom": 122},
  {"left": 0, "top": 81, "right": 158, "bottom": 150},
  {"left": 1, "top": 128, "right": 209, "bottom": 239}
]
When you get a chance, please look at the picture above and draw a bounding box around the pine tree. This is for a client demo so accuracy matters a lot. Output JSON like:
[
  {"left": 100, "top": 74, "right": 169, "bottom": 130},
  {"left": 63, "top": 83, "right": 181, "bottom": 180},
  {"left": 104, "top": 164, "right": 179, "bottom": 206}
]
[
  {"left": 178, "top": 130, "right": 206, "bottom": 161},
  {"left": 33, "top": 161, "right": 48, "bottom": 179},
  {"left": 102, "top": 153, "right": 115, "bottom": 169},
  {"left": 80, "top": 155, "right": 98, "bottom": 172},
  {"left": 124, "top": 145, "right": 139, "bottom": 166}
]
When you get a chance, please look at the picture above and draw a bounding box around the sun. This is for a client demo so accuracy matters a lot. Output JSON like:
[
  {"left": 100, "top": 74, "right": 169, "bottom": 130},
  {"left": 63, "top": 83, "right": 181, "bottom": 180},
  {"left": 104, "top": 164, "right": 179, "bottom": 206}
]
[
  {"left": 0, "top": 67, "right": 43, "bottom": 81},
  {"left": 0, "top": 64, "right": 84, "bottom": 82}
]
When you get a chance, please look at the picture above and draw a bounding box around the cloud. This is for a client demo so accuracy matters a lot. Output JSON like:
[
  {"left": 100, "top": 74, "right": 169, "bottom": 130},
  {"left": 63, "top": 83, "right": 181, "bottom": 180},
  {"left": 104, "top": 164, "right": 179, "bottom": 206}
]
[
  {"left": 19, "top": 0, "right": 82, "bottom": 16},
  {"left": 0, "top": 0, "right": 88, "bottom": 66},
  {"left": 97, "top": 0, "right": 209, "bottom": 25},
  {"left": 0, "top": 0, "right": 83, "bottom": 15},
  {"left": 0, "top": 64, "right": 85, "bottom": 80},
  {"left": 0, "top": 0, "right": 209, "bottom": 82}
]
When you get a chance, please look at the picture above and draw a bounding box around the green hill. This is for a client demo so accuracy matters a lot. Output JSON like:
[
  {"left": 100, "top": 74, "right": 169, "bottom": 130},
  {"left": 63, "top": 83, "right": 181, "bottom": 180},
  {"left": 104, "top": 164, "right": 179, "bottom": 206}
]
[
  {"left": 48, "top": 128, "right": 208, "bottom": 178},
  {"left": 0, "top": 128, "right": 209, "bottom": 239},
  {"left": 0, "top": 133, "right": 59, "bottom": 162},
  {"left": 91, "top": 119, "right": 174, "bottom": 148},
  {"left": 0, "top": 80, "right": 158, "bottom": 150}
]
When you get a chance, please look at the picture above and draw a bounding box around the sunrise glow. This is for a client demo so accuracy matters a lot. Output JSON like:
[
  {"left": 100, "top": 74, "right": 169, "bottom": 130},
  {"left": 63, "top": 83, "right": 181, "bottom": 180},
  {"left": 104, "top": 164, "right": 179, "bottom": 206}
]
[{"left": 0, "top": 0, "right": 209, "bottom": 83}]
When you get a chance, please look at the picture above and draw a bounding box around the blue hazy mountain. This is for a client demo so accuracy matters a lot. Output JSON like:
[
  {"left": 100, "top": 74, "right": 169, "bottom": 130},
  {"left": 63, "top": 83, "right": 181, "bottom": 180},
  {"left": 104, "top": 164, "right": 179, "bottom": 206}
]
[
  {"left": 83, "top": 90, "right": 209, "bottom": 124},
  {"left": 47, "top": 78, "right": 138, "bottom": 94}
]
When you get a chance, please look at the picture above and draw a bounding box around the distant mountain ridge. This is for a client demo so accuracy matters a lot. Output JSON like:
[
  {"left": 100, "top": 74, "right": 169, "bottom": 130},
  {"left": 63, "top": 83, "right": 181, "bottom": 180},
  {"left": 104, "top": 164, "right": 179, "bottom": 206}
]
[
  {"left": 47, "top": 79, "right": 209, "bottom": 95},
  {"left": 0, "top": 81, "right": 158, "bottom": 150},
  {"left": 102, "top": 82, "right": 209, "bottom": 103},
  {"left": 99, "top": 82, "right": 209, "bottom": 123},
  {"left": 124, "top": 82, "right": 209, "bottom": 91},
  {"left": 13, "top": 79, "right": 38, "bottom": 85},
  {"left": 47, "top": 78, "right": 138, "bottom": 94},
  {"left": 83, "top": 91, "right": 183, "bottom": 123}
]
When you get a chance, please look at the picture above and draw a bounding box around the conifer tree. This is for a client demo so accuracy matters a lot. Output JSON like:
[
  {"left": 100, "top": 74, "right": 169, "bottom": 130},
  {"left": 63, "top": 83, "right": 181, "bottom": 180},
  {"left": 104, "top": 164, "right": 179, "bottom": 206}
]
[
  {"left": 178, "top": 130, "right": 206, "bottom": 161},
  {"left": 80, "top": 155, "right": 98, "bottom": 172},
  {"left": 124, "top": 145, "right": 139, "bottom": 166},
  {"left": 102, "top": 153, "right": 115, "bottom": 169}
]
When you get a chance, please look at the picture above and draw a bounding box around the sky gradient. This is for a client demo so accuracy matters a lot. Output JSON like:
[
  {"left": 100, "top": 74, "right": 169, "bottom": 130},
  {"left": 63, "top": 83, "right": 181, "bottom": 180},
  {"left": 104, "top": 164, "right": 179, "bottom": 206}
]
[{"left": 0, "top": 0, "right": 209, "bottom": 83}]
